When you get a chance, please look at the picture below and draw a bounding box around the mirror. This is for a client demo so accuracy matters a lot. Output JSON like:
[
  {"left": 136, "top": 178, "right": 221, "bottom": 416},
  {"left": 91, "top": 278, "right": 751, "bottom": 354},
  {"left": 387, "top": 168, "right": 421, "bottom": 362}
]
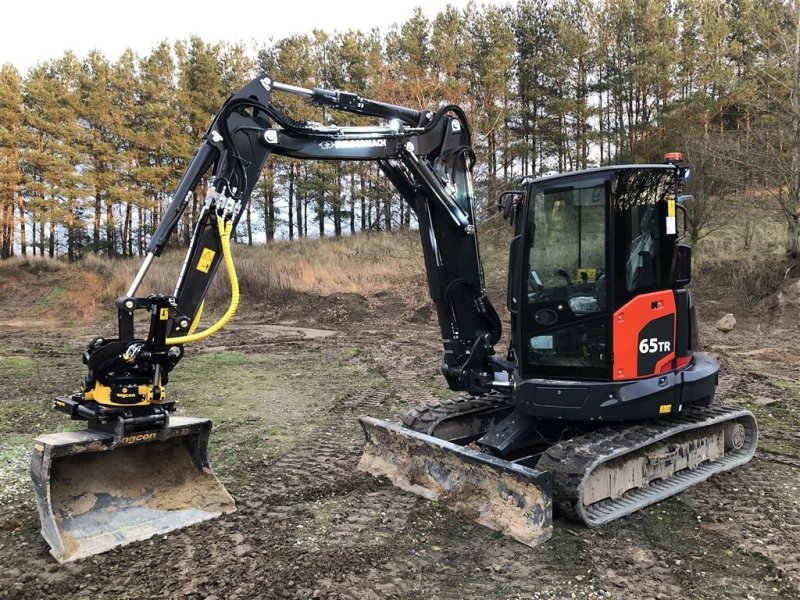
[
  {"left": 671, "top": 244, "right": 692, "bottom": 286},
  {"left": 674, "top": 199, "right": 689, "bottom": 241},
  {"left": 497, "top": 190, "right": 524, "bottom": 223}
]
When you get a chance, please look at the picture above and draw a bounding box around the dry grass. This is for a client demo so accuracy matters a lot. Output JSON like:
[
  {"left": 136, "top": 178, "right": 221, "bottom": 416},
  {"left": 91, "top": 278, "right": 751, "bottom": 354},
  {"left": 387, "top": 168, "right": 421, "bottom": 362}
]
[
  {"left": 89, "top": 230, "right": 428, "bottom": 307},
  {"left": 692, "top": 199, "right": 789, "bottom": 309},
  {"left": 2, "top": 201, "right": 791, "bottom": 322},
  {"left": 4, "top": 230, "right": 507, "bottom": 325}
]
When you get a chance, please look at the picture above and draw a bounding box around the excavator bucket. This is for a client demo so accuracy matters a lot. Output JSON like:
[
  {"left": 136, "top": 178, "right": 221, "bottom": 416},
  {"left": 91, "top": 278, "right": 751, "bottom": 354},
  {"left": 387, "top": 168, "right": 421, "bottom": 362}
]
[
  {"left": 30, "top": 417, "right": 234, "bottom": 563},
  {"left": 358, "top": 417, "right": 552, "bottom": 547}
]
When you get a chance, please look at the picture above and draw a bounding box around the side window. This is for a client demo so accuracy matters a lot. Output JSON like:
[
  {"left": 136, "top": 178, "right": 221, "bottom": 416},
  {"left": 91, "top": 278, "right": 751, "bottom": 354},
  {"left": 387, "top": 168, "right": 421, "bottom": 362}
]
[
  {"left": 614, "top": 170, "right": 675, "bottom": 297},
  {"left": 625, "top": 204, "right": 660, "bottom": 291}
]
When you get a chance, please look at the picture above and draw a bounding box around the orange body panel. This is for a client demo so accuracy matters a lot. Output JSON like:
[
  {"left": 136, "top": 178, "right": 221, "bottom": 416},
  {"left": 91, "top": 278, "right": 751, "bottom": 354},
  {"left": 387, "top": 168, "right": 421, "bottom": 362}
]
[{"left": 612, "top": 290, "right": 676, "bottom": 381}]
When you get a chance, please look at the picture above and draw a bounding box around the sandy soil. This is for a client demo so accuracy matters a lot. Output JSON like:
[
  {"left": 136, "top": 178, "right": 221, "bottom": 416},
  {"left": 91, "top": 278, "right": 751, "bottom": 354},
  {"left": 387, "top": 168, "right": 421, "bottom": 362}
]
[{"left": 1, "top": 288, "right": 799, "bottom": 600}]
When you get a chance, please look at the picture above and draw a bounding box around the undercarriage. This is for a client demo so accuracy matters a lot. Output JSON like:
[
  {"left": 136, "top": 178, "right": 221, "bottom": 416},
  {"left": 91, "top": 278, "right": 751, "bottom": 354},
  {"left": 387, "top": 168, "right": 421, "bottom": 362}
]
[{"left": 359, "top": 397, "right": 757, "bottom": 543}]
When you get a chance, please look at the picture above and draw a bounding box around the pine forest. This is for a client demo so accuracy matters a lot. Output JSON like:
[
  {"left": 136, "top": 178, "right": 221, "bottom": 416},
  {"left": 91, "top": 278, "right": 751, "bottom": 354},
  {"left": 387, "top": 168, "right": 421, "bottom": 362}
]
[{"left": 1, "top": 0, "right": 799, "bottom": 260}]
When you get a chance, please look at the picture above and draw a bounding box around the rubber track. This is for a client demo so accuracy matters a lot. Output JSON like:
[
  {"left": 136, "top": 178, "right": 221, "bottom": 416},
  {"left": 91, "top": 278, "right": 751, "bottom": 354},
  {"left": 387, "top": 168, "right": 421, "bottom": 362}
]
[
  {"left": 401, "top": 395, "right": 512, "bottom": 436},
  {"left": 536, "top": 405, "right": 758, "bottom": 527}
]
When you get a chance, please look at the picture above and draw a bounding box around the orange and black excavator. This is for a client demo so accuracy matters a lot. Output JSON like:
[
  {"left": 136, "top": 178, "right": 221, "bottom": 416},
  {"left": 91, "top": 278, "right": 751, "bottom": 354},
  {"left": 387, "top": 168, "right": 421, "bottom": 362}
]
[{"left": 30, "top": 75, "right": 757, "bottom": 562}]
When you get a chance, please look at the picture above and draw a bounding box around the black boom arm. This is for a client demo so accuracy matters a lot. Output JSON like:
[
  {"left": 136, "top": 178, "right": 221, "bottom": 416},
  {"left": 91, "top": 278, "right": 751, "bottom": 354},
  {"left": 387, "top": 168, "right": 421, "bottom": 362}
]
[{"left": 131, "top": 75, "right": 505, "bottom": 395}]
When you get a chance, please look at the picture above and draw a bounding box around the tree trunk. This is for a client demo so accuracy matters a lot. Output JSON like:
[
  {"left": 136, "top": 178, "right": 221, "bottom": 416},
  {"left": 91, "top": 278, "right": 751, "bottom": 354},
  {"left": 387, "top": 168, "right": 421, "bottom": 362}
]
[
  {"left": 106, "top": 199, "right": 115, "bottom": 256},
  {"left": 94, "top": 192, "right": 102, "bottom": 253},
  {"left": 267, "top": 185, "right": 276, "bottom": 242},
  {"left": 138, "top": 205, "right": 144, "bottom": 256},
  {"left": 122, "top": 202, "right": 132, "bottom": 257},
  {"left": 303, "top": 191, "right": 308, "bottom": 238},
  {"left": 67, "top": 200, "right": 75, "bottom": 262},
  {"left": 16, "top": 194, "right": 26, "bottom": 256},
  {"left": 0, "top": 200, "right": 8, "bottom": 258},
  {"left": 126, "top": 203, "right": 133, "bottom": 257},
  {"left": 246, "top": 198, "right": 253, "bottom": 245},
  {"left": 333, "top": 170, "right": 342, "bottom": 237},
  {"left": 384, "top": 194, "right": 391, "bottom": 231},
  {"left": 31, "top": 207, "right": 36, "bottom": 257},
  {"left": 790, "top": 5, "right": 800, "bottom": 259},
  {"left": 360, "top": 170, "right": 366, "bottom": 232},
  {"left": 48, "top": 208, "right": 55, "bottom": 258},
  {"left": 39, "top": 209, "right": 45, "bottom": 256},
  {"left": 349, "top": 172, "right": 355, "bottom": 235},
  {"left": 288, "top": 163, "right": 295, "bottom": 240},
  {"left": 318, "top": 191, "right": 325, "bottom": 238},
  {"left": 298, "top": 164, "right": 305, "bottom": 238}
]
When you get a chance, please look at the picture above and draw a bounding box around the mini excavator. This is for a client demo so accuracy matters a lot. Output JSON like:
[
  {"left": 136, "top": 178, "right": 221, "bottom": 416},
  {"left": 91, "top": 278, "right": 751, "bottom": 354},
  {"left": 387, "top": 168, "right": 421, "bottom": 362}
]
[{"left": 31, "top": 75, "right": 757, "bottom": 562}]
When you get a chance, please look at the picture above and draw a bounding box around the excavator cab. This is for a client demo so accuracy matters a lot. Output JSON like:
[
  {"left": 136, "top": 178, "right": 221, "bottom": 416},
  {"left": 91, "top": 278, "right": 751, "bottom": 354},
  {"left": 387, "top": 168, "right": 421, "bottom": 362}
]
[
  {"left": 512, "top": 165, "right": 688, "bottom": 396},
  {"left": 510, "top": 165, "right": 712, "bottom": 419}
]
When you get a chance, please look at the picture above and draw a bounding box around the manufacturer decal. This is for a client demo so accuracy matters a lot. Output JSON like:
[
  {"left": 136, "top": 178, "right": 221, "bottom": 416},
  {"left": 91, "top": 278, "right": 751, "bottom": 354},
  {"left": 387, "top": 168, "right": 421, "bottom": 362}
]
[
  {"left": 637, "top": 314, "right": 675, "bottom": 376},
  {"left": 121, "top": 432, "right": 157, "bottom": 445},
  {"left": 638, "top": 338, "right": 671, "bottom": 354},
  {"left": 319, "top": 139, "right": 386, "bottom": 150}
]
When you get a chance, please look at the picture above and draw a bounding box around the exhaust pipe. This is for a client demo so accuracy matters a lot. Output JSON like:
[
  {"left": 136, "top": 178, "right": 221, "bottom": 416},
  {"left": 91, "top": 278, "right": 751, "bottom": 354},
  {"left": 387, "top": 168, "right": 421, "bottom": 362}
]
[{"left": 31, "top": 417, "right": 234, "bottom": 563}]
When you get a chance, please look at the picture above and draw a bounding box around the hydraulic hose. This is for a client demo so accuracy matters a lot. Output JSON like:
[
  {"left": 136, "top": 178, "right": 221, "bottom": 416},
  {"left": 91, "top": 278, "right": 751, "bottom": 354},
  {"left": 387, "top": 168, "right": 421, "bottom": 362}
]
[
  {"left": 166, "top": 218, "right": 239, "bottom": 345},
  {"left": 187, "top": 301, "right": 204, "bottom": 335}
]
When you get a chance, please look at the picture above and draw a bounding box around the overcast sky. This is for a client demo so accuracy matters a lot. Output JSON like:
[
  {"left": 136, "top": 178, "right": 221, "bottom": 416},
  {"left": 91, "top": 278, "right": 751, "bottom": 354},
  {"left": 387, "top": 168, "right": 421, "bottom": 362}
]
[{"left": 1, "top": 0, "right": 509, "bottom": 74}]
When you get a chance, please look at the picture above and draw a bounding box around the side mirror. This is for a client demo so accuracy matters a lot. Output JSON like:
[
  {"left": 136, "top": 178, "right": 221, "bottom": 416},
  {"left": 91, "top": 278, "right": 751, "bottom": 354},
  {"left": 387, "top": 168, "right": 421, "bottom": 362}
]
[
  {"left": 674, "top": 200, "right": 689, "bottom": 241},
  {"left": 497, "top": 191, "right": 524, "bottom": 224},
  {"left": 507, "top": 234, "right": 523, "bottom": 313},
  {"left": 671, "top": 244, "right": 692, "bottom": 286}
]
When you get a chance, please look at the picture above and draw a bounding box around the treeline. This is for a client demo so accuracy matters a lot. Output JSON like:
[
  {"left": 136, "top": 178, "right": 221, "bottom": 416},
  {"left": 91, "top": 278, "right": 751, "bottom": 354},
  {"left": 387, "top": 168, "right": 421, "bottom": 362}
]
[{"left": 1, "top": 0, "right": 799, "bottom": 260}]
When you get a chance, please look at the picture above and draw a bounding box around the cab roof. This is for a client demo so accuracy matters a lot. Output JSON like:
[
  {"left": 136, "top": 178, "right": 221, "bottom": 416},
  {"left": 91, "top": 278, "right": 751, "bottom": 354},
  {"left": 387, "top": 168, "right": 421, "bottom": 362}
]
[{"left": 521, "top": 164, "right": 676, "bottom": 187}]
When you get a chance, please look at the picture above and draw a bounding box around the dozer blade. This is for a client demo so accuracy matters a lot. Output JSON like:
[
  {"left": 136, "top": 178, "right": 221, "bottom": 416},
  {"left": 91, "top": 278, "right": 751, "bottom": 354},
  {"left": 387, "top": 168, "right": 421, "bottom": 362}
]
[
  {"left": 358, "top": 416, "right": 552, "bottom": 547},
  {"left": 30, "top": 417, "right": 235, "bottom": 563}
]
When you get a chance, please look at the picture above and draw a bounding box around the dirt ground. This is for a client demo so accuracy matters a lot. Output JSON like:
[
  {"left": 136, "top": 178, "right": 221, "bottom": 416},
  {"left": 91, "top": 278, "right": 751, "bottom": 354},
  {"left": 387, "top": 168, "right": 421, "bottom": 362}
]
[{"left": 1, "top": 285, "right": 799, "bottom": 600}]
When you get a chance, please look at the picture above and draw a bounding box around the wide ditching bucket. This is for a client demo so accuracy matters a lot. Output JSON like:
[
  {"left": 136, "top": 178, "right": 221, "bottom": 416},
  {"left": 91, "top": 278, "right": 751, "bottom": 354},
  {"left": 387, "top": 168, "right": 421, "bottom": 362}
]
[
  {"left": 358, "top": 417, "right": 552, "bottom": 547},
  {"left": 30, "top": 417, "right": 235, "bottom": 563}
]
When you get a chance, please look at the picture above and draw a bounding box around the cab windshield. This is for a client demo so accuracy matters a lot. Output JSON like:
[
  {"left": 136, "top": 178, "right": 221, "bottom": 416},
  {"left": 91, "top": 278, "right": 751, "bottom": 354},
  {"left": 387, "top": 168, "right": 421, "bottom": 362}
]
[{"left": 527, "top": 176, "right": 607, "bottom": 315}]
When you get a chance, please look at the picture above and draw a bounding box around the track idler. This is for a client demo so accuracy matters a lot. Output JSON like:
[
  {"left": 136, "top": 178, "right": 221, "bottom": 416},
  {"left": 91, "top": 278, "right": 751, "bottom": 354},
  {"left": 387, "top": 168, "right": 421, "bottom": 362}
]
[{"left": 31, "top": 417, "right": 234, "bottom": 563}]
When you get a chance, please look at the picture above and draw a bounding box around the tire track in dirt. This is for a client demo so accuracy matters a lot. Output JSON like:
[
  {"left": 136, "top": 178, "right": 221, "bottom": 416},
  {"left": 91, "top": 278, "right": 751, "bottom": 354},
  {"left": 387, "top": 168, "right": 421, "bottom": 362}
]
[
  {"left": 297, "top": 335, "right": 615, "bottom": 599},
  {"left": 295, "top": 337, "right": 438, "bottom": 595},
  {"left": 580, "top": 529, "right": 685, "bottom": 599},
  {"left": 320, "top": 489, "right": 418, "bottom": 547},
  {"left": 208, "top": 333, "right": 437, "bottom": 597},
  {"left": 687, "top": 460, "right": 800, "bottom": 592}
]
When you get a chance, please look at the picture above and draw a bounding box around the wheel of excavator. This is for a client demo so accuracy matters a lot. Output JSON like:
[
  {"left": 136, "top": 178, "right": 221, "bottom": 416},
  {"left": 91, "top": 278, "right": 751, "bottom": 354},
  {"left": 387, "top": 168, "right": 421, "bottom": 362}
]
[{"left": 724, "top": 421, "right": 746, "bottom": 450}]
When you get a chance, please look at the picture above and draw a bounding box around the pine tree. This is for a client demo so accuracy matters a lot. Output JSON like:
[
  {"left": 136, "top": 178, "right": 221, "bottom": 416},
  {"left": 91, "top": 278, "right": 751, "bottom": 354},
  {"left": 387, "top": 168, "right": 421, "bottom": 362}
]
[
  {"left": 176, "top": 37, "right": 225, "bottom": 246},
  {"left": 20, "top": 54, "right": 83, "bottom": 258},
  {"left": 0, "top": 65, "right": 24, "bottom": 258},
  {"left": 80, "top": 51, "right": 122, "bottom": 255}
]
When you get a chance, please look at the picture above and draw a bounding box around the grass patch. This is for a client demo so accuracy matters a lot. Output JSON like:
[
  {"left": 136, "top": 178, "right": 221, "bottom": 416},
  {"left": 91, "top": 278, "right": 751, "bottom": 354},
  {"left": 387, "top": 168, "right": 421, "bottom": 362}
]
[
  {"left": 32, "top": 286, "right": 65, "bottom": 308},
  {"left": 91, "top": 230, "right": 428, "bottom": 306},
  {"left": 169, "top": 347, "right": 386, "bottom": 480},
  {"left": 0, "top": 357, "right": 39, "bottom": 381},
  {"left": 726, "top": 374, "right": 800, "bottom": 459}
]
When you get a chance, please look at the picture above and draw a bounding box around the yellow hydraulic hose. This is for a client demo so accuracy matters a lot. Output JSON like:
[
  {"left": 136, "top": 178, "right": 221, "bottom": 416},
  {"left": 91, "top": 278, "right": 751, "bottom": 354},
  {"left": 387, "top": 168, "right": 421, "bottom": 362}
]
[
  {"left": 166, "top": 218, "right": 239, "bottom": 345},
  {"left": 187, "top": 301, "right": 205, "bottom": 335}
]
